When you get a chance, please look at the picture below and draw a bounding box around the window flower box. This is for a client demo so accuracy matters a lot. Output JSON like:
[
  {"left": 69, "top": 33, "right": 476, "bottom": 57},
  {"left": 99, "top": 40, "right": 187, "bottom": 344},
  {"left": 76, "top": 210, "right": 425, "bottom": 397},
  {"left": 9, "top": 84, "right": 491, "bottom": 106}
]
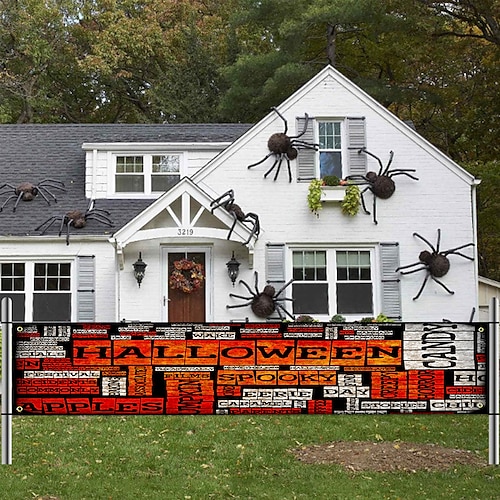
[{"left": 321, "top": 186, "right": 346, "bottom": 202}]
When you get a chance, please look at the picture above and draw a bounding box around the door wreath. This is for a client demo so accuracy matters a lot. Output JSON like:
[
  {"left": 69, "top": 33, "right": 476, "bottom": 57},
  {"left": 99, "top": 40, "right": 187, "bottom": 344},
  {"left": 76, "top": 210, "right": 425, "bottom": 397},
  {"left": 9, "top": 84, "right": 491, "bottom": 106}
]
[{"left": 169, "top": 258, "right": 205, "bottom": 293}]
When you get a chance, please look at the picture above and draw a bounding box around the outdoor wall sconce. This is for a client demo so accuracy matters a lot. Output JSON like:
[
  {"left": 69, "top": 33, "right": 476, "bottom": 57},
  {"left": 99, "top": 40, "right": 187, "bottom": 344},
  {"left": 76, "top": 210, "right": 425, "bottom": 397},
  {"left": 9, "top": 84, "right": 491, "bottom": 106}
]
[
  {"left": 133, "top": 252, "right": 147, "bottom": 287},
  {"left": 226, "top": 251, "right": 240, "bottom": 286}
]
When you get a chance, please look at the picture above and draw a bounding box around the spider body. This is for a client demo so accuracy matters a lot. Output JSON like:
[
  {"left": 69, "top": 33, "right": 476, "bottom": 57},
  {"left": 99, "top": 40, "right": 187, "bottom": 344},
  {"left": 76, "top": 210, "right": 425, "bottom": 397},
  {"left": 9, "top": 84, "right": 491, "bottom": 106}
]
[
  {"left": 0, "top": 179, "right": 65, "bottom": 211},
  {"left": 345, "top": 149, "right": 418, "bottom": 223},
  {"left": 248, "top": 107, "right": 318, "bottom": 182},
  {"left": 210, "top": 189, "right": 260, "bottom": 246},
  {"left": 396, "top": 229, "right": 474, "bottom": 300},
  {"left": 227, "top": 271, "right": 294, "bottom": 320},
  {"left": 35, "top": 201, "right": 113, "bottom": 245}
]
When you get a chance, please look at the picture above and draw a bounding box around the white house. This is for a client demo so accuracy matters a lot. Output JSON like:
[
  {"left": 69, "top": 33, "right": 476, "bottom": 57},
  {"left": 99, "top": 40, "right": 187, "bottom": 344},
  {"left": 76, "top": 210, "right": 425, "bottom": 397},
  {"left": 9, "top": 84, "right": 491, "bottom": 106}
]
[{"left": 0, "top": 66, "right": 479, "bottom": 324}]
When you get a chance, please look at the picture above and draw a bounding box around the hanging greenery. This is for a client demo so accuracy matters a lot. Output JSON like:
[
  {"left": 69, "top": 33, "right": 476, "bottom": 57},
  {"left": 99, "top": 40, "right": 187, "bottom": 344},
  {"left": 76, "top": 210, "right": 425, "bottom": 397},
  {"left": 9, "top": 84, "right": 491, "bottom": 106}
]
[
  {"left": 341, "top": 184, "right": 361, "bottom": 216},
  {"left": 307, "top": 179, "right": 324, "bottom": 216},
  {"left": 169, "top": 258, "right": 205, "bottom": 293}
]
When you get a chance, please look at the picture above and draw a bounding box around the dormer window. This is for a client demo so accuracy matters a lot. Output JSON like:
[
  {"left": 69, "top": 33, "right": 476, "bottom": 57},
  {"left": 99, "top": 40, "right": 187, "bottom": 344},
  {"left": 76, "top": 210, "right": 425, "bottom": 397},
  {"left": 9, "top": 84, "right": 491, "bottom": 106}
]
[{"left": 114, "top": 153, "right": 182, "bottom": 195}]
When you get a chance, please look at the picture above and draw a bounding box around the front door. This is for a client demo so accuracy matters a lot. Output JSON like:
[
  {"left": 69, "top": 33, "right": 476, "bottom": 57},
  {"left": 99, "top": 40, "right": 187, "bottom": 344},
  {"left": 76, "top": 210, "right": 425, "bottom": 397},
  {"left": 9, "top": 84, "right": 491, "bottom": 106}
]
[{"left": 167, "top": 251, "right": 206, "bottom": 322}]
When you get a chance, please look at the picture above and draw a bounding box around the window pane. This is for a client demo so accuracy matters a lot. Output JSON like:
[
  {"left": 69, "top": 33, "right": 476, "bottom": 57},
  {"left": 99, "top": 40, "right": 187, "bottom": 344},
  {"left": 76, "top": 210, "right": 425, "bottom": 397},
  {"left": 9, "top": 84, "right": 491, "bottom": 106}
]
[
  {"left": 47, "top": 278, "right": 59, "bottom": 290},
  {"left": 337, "top": 283, "right": 373, "bottom": 314},
  {"left": 0, "top": 293, "right": 25, "bottom": 321},
  {"left": 317, "top": 267, "right": 327, "bottom": 280},
  {"left": 360, "top": 268, "right": 371, "bottom": 280},
  {"left": 14, "top": 263, "right": 25, "bottom": 275},
  {"left": 153, "top": 155, "right": 180, "bottom": 173},
  {"left": 60, "top": 263, "right": 71, "bottom": 276},
  {"left": 1, "top": 278, "right": 12, "bottom": 291},
  {"left": 152, "top": 175, "right": 180, "bottom": 192},
  {"left": 116, "top": 156, "right": 143, "bottom": 173},
  {"left": 292, "top": 283, "right": 329, "bottom": 314},
  {"left": 336, "top": 252, "right": 347, "bottom": 266},
  {"left": 60, "top": 278, "right": 71, "bottom": 290},
  {"left": 319, "top": 152, "right": 342, "bottom": 178},
  {"left": 337, "top": 268, "right": 348, "bottom": 281},
  {"left": 34, "top": 278, "right": 45, "bottom": 291},
  {"left": 293, "top": 268, "right": 304, "bottom": 280},
  {"left": 47, "top": 263, "right": 59, "bottom": 276},
  {"left": 293, "top": 253, "right": 303, "bottom": 267},
  {"left": 35, "top": 263, "right": 46, "bottom": 276},
  {"left": 116, "top": 175, "right": 144, "bottom": 192},
  {"left": 304, "top": 251, "right": 316, "bottom": 267},
  {"left": 359, "top": 252, "right": 370, "bottom": 266},
  {"left": 304, "top": 268, "right": 316, "bottom": 280},
  {"left": 14, "top": 278, "right": 24, "bottom": 291},
  {"left": 1, "top": 264, "right": 12, "bottom": 276},
  {"left": 33, "top": 293, "right": 71, "bottom": 321}
]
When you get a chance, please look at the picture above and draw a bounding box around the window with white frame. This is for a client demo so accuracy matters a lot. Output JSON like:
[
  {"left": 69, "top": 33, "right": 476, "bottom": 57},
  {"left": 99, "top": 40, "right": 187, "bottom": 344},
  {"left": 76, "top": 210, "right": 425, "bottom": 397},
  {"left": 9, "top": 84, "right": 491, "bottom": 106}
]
[
  {"left": 0, "top": 263, "right": 26, "bottom": 321},
  {"left": 291, "top": 249, "right": 373, "bottom": 318},
  {"left": 318, "top": 121, "right": 343, "bottom": 179},
  {"left": 33, "top": 263, "right": 72, "bottom": 321},
  {"left": 114, "top": 153, "right": 182, "bottom": 194},
  {"left": 0, "top": 262, "right": 73, "bottom": 321}
]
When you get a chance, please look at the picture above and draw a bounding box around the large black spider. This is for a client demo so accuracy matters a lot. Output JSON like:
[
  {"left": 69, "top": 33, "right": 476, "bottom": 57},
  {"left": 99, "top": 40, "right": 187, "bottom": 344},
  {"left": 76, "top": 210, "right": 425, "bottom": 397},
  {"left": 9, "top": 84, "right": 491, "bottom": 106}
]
[
  {"left": 35, "top": 200, "right": 113, "bottom": 245},
  {"left": 0, "top": 179, "right": 65, "bottom": 212},
  {"left": 395, "top": 229, "right": 474, "bottom": 300},
  {"left": 345, "top": 148, "right": 418, "bottom": 224},
  {"left": 210, "top": 189, "right": 260, "bottom": 246},
  {"left": 248, "top": 107, "right": 319, "bottom": 182},
  {"left": 227, "top": 271, "right": 294, "bottom": 320}
]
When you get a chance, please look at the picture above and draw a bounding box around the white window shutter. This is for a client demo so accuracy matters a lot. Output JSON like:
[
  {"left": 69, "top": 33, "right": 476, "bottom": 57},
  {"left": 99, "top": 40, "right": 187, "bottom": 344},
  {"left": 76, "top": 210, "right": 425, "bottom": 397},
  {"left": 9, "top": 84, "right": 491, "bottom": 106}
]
[
  {"left": 77, "top": 255, "right": 95, "bottom": 321},
  {"left": 347, "top": 117, "right": 367, "bottom": 176},
  {"left": 379, "top": 243, "right": 402, "bottom": 320}
]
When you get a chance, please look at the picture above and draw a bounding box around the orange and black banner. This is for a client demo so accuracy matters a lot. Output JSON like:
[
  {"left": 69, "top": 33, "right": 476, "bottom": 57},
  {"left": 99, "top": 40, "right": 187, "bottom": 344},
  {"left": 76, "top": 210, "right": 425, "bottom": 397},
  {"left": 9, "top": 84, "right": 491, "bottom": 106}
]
[{"left": 13, "top": 322, "right": 487, "bottom": 415}]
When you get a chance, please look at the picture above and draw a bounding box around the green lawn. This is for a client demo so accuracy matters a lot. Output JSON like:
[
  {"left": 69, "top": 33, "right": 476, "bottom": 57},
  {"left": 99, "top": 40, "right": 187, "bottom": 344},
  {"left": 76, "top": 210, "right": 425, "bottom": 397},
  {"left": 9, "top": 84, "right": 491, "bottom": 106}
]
[{"left": 0, "top": 414, "right": 497, "bottom": 500}]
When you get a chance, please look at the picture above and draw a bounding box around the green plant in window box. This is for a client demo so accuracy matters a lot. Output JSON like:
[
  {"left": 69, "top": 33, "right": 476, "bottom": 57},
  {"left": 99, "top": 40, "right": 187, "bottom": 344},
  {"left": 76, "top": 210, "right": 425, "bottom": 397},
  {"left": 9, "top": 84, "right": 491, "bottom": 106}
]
[
  {"left": 307, "top": 179, "right": 324, "bottom": 216},
  {"left": 341, "top": 184, "right": 361, "bottom": 216},
  {"left": 295, "top": 315, "right": 318, "bottom": 322},
  {"left": 330, "top": 314, "right": 346, "bottom": 322},
  {"left": 322, "top": 175, "right": 340, "bottom": 187},
  {"left": 360, "top": 313, "right": 394, "bottom": 323}
]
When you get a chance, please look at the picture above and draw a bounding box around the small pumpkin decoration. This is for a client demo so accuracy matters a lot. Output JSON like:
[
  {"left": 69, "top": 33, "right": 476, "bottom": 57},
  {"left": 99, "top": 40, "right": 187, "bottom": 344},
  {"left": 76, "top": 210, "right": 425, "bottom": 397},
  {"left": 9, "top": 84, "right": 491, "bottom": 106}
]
[{"left": 169, "top": 258, "right": 205, "bottom": 293}]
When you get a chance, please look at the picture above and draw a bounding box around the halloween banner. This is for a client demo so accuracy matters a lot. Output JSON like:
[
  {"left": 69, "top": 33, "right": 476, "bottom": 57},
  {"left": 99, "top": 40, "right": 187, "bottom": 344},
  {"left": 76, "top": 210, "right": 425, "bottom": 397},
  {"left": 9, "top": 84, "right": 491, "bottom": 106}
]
[{"left": 13, "top": 322, "right": 487, "bottom": 415}]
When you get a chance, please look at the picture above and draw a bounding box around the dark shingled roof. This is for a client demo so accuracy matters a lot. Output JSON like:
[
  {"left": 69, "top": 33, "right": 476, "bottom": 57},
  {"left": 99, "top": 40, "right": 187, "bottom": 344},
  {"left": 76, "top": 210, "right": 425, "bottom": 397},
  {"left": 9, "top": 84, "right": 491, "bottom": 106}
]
[{"left": 0, "top": 123, "right": 252, "bottom": 239}]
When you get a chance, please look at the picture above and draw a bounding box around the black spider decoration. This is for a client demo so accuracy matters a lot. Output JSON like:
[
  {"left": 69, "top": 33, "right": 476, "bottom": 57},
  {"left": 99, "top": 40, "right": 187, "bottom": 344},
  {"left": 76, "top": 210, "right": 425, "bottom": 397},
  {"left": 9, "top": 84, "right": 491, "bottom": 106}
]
[
  {"left": 210, "top": 189, "right": 260, "bottom": 246},
  {"left": 395, "top": 229, "right": 474, "bottom": 300},
  {"left": 248, "top": 107, "right": 319, "bottom": 182},
  {"left": 35, "top": 200, "right": 113, "bottom": 245},
  {"left": 0, "top": 179, "right": 65, "bottom": 212},
  {"left": 345, "top": 148, "right": 418, "bottom": 224},
  {"left": 227, "top": 271, "right": 294, "bottom": 320}
]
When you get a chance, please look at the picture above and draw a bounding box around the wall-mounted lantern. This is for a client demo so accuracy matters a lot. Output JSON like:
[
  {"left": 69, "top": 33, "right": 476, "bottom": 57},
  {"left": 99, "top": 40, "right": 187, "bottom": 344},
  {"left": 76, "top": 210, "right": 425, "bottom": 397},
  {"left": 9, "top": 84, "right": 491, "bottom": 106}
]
[
  {"left": 133, "top": 252, "right": 147, "bottom": 287},
  {"left": 226, "top": 251, "right": 240, "bottom": 287}
]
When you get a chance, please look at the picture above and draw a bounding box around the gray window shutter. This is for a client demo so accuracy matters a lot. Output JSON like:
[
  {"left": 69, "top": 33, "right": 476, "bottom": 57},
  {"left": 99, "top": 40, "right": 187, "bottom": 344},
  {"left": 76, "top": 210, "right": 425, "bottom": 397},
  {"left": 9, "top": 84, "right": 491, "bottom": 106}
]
[
  {"left": 77, "top": 255, "right": 95, "bottom": 321},
  {"left": 296, "top": 117, "right": 316, "bottom": 182},
  {"left": 379, "top": 243, "right": 401, "bottom": 320},
  {"left": 347, "top": 117, "right": 367, "bottom": 177},
  {"left": 266, "top": 243, "right": 286, "bottom": 319}
]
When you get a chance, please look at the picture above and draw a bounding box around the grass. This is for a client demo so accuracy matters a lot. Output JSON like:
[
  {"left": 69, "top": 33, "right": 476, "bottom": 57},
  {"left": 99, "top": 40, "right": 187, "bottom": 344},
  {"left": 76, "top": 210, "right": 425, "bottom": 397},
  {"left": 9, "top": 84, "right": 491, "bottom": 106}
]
[{"left": 0, "top": 414, "right": 498, "bottom": 500}]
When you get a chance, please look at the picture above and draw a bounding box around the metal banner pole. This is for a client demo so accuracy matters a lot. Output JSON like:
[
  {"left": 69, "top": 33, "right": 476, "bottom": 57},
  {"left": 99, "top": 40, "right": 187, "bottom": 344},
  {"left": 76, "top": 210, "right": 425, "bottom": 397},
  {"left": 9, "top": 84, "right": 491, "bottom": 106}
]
[
  {"left": 1, "top": 297, "right": 13, "bottom": 465},
  {"left": 489, "top": 296, "right": 499, "bottom": 465}
]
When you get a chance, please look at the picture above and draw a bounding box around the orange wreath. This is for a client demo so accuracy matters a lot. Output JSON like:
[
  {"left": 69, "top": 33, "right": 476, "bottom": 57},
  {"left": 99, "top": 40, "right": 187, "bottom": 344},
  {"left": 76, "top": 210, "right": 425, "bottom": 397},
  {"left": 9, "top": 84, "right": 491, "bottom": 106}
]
[{"left": 169, "top": 258, "right": 205, "bottom": 293}]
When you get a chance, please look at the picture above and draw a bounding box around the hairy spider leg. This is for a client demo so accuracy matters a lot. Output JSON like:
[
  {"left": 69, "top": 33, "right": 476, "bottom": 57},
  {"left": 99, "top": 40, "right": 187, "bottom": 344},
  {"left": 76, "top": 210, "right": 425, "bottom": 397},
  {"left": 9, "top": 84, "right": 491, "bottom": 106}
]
[
  {"left": 0, "top": 194, "right": 17, "bottom": 211},
  {"left": 85, "top": 212, "right": 113, "bottom": 226},
  {"left": 240, "top": 213, "right": 260, "bottom": 245},
  {"left": 275, "top": 302, "right": 295, "bottom": 321},
  {"left": 291, "top": 140, "right": 319, "bottom": 150},
  {"left": 358, "top": 186, "right": 372, "bottom": 215},
  {"left": 263, "top": 155, "right": 284, "bottom": 181},
  {"left": 412, "top": 272, "right": 455, "bottom": 301},
  {"left": 270, "top": 107, "right": 288, "bottom": 135},
  {"left": 273, "top": 278, "right": 294, "bottom": 299},
  {"left": 247, "top": 152, "right": 275, "bottom": 170},
  {"left": 413, "top": 231, "right": 439, "bottom": 253},
  {"left": 387, "top": 169, "right": 419, "bottom": 181},
  {"left": 442, "top": 243, "right": 475, "bottom": 260},
  {"left": 395, "top": 262, "right": 428, "bottom": 274},
  {"left": 210, "top": 190, "right": 235, "bottom": 213},
  {"left": 35, "top": 216, "right": 62, "bottom": 233}
]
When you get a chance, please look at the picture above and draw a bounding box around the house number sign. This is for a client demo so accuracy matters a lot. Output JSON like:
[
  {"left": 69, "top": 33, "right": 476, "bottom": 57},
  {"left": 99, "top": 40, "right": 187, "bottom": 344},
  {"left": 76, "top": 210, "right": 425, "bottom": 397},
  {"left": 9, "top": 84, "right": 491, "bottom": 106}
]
[
  {"left": 12, "top": 322, "right": 487, "bottom": 415},
  {"left": 177, "top": 228, "right": 194, "bottom": 236}
]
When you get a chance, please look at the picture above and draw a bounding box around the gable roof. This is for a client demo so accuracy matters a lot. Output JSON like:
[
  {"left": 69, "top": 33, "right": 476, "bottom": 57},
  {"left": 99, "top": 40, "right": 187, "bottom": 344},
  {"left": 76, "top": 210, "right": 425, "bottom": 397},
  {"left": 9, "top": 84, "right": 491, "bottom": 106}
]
[
  {"left": 0, "top": 123, "right": 252, "bottom": 239},
  {"left": 193, "top": 65, "right": 477, "bottom": 186},
  {"left": 112, "top": 177, "right": 260, "bottom": 250}
]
